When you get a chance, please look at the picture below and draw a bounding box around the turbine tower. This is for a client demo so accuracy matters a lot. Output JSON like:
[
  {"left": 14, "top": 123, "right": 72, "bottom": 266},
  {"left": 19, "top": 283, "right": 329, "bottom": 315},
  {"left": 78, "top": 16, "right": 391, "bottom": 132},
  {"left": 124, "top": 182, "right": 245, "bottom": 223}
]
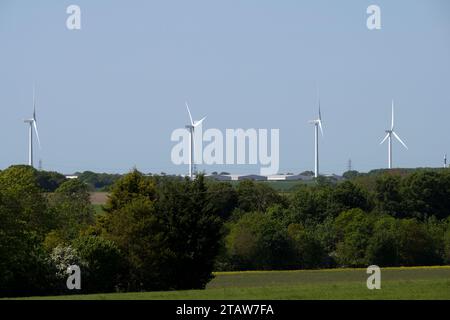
[
  {"left": 24, "top": 85, "right": 41, "bottom": 168},
  {"left": 380, "top": 100, "right": 408, "bottom": 169},
  {"left": 185, "top": 102, "right": 206, "bottom": 179},
  {"left": 308, "top": 99, "right": 323, "bottom": 178}
]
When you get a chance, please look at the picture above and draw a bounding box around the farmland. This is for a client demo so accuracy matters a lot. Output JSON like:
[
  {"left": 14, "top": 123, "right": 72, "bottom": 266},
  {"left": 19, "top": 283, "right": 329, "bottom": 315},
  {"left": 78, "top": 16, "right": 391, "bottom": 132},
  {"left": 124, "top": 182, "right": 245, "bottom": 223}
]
[{"left": 12, "top": 266, "right": 450, "bottom": 300}]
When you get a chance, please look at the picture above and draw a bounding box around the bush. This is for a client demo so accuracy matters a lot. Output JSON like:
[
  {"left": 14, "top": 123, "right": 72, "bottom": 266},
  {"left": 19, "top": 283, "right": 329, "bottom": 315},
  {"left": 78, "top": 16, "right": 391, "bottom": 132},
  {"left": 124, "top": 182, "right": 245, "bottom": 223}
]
[
  {"left": 444, "top": 227, "right": 450, "bottom": 264},
  {"left": 287, "top": 224, "right": 327, "bottom": 269},
  {"left": 48, "top": 179, "right": 95, "bottom": 243},
  {"left": 396, "top": 219, "right": 442, "bottom": 266},
  {"left": 0, "top": 232, "right": 57, "bottom": 298},
  {"left": 72, "top": 236, "right": 125, "bottom": 293},
  {"left": 365, "top": 216, "right": 399, "bottom": 266},
  {"left": 333, "top": 209, "right": 373, "bottom": 267},
  {"left": 226, "top": 212, "right": 294, "bottom": 270}
]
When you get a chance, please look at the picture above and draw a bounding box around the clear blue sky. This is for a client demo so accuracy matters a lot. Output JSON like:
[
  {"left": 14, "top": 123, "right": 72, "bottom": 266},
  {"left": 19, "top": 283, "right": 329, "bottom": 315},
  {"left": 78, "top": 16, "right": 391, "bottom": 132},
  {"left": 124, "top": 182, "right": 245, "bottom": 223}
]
[{"left": 1, "top": 0, "right": 449, "bottom": 175}]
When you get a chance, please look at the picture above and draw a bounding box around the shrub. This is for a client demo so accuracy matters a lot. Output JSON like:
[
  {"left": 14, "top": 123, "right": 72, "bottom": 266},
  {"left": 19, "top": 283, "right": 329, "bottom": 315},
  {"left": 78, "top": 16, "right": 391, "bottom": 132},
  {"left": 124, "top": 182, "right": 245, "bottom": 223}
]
[{"left": 72, "top": 236, "right": 125, "bottom": 293}]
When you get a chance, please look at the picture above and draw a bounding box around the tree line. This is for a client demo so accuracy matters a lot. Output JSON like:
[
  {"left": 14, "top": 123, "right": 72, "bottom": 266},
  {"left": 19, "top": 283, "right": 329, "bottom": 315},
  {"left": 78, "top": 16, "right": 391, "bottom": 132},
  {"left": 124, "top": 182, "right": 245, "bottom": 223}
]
[{"left": 0, "top": 165, "right": 449, "bottom": 297}]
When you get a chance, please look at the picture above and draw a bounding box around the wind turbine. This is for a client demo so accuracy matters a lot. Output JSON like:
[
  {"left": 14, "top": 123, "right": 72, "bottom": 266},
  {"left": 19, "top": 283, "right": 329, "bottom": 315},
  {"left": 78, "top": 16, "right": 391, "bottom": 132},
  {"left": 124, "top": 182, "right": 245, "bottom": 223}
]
[
  {"left": 308, "top": 99, "right": 323, "bottom": 178},
  {"left": 185, "top": 102, "right": 206, "bottom": 179},
  {"left": 24, "top": 85, "right": 41, "bottom": 168},
  {"left": 380, "top": 100, "right": 408, "bottom": 169}
]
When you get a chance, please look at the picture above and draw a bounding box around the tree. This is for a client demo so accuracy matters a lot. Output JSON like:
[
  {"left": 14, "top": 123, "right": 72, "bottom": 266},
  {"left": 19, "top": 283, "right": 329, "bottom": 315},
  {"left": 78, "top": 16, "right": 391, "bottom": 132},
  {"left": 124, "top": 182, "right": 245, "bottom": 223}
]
[
  {"left": 374, "top": 174, "right": 404, "bottom": 217},
  {"left": 343, "top": 170, "right": 360, "bottom": 180},
  {"left": 0, "top": 165, "right": 52, "bottom": 237},
  {"left": 443, "top": 223, "right": 450, "bottom": 264},
  {"left": 236, "top": 180, "right": 285, "bottom": 212},
  {"left": 328, "top": 181, "right": 373, "bottom": 216},
  {"left": 205, "top": 182, "right": 238, "bottom": 220},
  {"left": 287, "top": 224, "right": 327, "bottom": 269},
  {"left": 333, "top": 209, "right": 373, "bottom": 267},
  {"left": 0, "top": 166, "right": 58, "bottom": 297},
  {"left": 401, "top": 171, "right": 450, "bottom": 220},
  {"left": 226, "top": 212, "right": 294, "bottom": 270},
  {"left": 36, "top": 170, "right": 67, "bottom": 192},
  {"left": 0, "top": 197, "right": 57, "bottom": 297},
  {"left": 365, "top": 215, "right": 399, "bottom": 266},
  {"left": 396, "top": 219, "right": 441, "bottom": 266},
  {"left": 76, "top": 171, "right": 123, "bottom": 191},
  {"left": 288, "top": 185, "right": 331, "bottom": 226},
  {"left": 48, "top": 179, "right": 95, "bottom": 244},
  {"left": 72, "top": 236, "right": 125, "bottom": 293},
  {"left": 104, "top": 169, "right": 156, "bottom": 212},
  {"left": 104, "top": 173, "right": 223, "bottom": 291}
]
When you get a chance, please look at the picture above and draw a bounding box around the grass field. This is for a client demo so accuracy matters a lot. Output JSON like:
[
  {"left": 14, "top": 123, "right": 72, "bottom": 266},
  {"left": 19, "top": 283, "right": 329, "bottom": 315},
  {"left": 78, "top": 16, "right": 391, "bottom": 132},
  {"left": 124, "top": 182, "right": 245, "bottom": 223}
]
[{"left": 12, "top": 266, "right": 450, "bottom": 300}]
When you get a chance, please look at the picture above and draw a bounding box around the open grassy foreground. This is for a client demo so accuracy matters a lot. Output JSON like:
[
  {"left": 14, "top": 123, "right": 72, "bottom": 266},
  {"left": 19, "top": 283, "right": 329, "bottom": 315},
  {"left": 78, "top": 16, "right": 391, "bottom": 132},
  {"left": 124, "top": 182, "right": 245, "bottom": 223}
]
[{"left": 11, "top": 266, "right": 450, "bottom": 300}]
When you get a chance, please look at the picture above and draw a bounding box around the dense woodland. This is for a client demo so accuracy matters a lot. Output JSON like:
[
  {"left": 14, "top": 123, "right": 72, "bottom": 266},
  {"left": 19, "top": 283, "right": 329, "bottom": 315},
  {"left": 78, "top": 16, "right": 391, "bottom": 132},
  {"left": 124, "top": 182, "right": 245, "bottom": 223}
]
[{"left": 1, "top": 165, "right": 450, "bottom": 297}]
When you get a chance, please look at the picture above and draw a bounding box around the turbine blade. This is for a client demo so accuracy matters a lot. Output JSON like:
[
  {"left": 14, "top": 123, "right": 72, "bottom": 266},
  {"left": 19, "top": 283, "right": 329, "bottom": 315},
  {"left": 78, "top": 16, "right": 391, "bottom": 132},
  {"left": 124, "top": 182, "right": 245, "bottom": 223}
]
[
  {"left": 185, "top": 101, "right": 194, "bottom": 126},
  {"left": 380, "top": 133, "right": 389, "bottom": 145},
  {"left": 391, "top": 100, "right": 394, "bottom": 130},
  {"left": 33, "top": 120, "right": 41, "bottom": 149},
  {"left": 318, "top": 102, "right": 322, "bottom": 121},
  {"left": 33, "top": 84, "right": 36, "bottom": 120},
  {"left": 393, "top": 131, "right": 408, "bottom": 150},
  {"left": 318, "top": 120, "right": 324, "bottom": 136},
  {"left": 193, "top": 116, "right": 206, "bottom": 127}
]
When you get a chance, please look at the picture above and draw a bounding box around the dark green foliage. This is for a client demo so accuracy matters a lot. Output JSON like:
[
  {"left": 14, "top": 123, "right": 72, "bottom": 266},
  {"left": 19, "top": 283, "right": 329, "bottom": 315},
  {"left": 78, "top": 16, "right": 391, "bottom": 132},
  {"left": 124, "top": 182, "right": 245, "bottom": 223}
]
[
  {"left": 287, "top": 224, "right": 328, "bottom": 269},
  {"left": 365, "top": 215, "right": 399, "bottom": 266},
  {"left": 225, "top": 212, "right": 294, "bottom": 270},
  {"left": 236, "top": 180, "right": 286, "bottom": 212},
  {"left": 396, "top": 219, "right": 441, "bottom": 266},
  {"left": 333, "top": 209, "right": 374, "bottom": 267},
  {"left": 401, "top": 171, "right": 450, "bottom": 220},
  {"left": 205, "top": 182, "right": 238, "bottom": 220},
  {"left": 48, "top": 179, "right": 95, "bottom": 244},
  {"left": 0, "top": 193, "right": 57, "bottom": 297},
  {"left": 36, "top": 170, "right": 67, "bottom": 192},
  {"left": 329, "top": 181, "right": 373, "bottom": 216},
  {"left": 375, "top": 174, "right": 404, "bottom": 217},
  {"left": 104, "top": 173, "right": 223, "bottom": 291},
  {"left": 75, "top": 171, "right": 122, "bottom": 191},
  {"left": 288, "top": 185, "right": 331, "bottom": 225},
  {"left": 444, "top": 224, "right": 450, "bottom": 264},
  {"left": 0, "top": 166, "right": 53, "bottom": 237},
  {"left": 72, "top": 236, "right": 125, "bottom": 293},
  {"left": 103, "top": 169, "right": 156, "bottom": 212},
  {"left": 343, "top": 170, "right": 360, "bottom": 180}
]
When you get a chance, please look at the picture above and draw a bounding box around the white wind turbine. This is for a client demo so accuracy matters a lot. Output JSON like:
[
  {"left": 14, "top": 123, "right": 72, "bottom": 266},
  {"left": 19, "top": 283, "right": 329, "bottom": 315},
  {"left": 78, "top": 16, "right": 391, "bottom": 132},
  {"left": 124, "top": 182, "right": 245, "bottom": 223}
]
[
  {"left": 380, "top": 100, "right": 408, "bottom": 169},
  {"left": 185, "top": 102, "right": 206, "bottom": 179},
  {"left": 308, "top": 99, "right": 323, "bottom": 178},
  {"left": 24, "top": 85, "right": 41, "bottom": 168}
]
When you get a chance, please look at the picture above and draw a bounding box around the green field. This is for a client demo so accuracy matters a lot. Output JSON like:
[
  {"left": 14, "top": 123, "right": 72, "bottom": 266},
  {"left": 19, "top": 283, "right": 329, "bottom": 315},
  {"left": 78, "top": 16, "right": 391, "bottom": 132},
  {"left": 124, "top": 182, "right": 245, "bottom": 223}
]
[{"left": 12, "top": 266, "right": 450, "bottom": 300}]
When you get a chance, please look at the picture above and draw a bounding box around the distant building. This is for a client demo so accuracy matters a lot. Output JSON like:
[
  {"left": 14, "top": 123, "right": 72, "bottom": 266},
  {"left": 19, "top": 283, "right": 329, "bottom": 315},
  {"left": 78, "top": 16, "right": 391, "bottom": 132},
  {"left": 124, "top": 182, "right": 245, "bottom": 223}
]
[
  {"left": 65, "top": 175, "right": 78, "bottom": 180},
  {"left": 207, "top": 173, "right": 342, "bottom": 182},
  {"left": 285, "top": 174, "right": 314, "bottom": 181},
  {"left": 322, "top": 174, "right": 345, "bottom": 181},
  {"left": 236, "top": 174, "right": 267, "bottom": 181},
  {"left": 207, "top": 174, "right": 267, "bottom": 181},
  {"left": 267, "top": 174, "right": 289, "bottom": 181},
  {"left": 267, "top": 174, "right": 314, "bottom": 181},
  {"left": 207, "top": 174, "right": 232, "bottom": 181}
]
